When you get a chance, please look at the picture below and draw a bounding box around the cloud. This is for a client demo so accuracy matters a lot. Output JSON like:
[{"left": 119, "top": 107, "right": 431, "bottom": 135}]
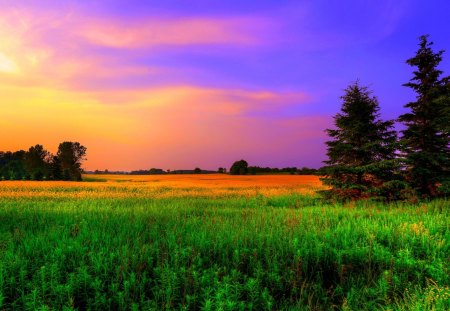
[
  {"left": 0, "top": 52, "right": 18, "bottom": 73},
  {"left": 0, "top": 81, "right": 324, "bottom": 169},
  {"left": 0, "top": 3, "right": 330, "bottom": 170},
  {"left": 78, "top": 17, "right": 272, "bottom": 49},
  {"left": 0, "top": 4, "right": 279, "bottom": 94},
  {"left": 83, "top": 86, "right": 324, "bottom": 169}
]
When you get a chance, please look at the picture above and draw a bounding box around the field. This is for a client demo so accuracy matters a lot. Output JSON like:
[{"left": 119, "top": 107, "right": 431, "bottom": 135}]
[{"left": 0, "top": 174, "right": 448, "bottom": 310}]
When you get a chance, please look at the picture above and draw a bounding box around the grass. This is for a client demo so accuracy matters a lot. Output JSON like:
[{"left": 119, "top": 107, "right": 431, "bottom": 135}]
[{"left": 0, "top": 175, "right": 448, "bottom": 310}]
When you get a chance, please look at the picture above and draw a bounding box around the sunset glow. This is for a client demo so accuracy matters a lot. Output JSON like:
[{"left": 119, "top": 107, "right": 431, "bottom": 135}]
[{"left": 1, "top": 0, "right": 449, "bottom": 170}]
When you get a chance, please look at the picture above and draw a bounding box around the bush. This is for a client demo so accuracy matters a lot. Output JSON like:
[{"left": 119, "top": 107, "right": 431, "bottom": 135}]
[
  {"left": 376, "top": 180, "right": 410, "bottom": 201},
  {"left": 437, "top": 180, "right": 450, "bottom": 196}
]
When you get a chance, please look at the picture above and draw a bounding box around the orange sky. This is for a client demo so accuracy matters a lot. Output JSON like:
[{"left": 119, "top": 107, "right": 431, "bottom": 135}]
[{"left": 0, "top": 3, "right": 331, "bottom": 170}]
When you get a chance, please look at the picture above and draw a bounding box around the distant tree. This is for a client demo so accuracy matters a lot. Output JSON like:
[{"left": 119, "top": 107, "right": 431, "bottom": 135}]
[
  {"left": 398, "top": 35, "right": 450, "bottom": 197},
  {"left": 230, "top": 160, "right": 248, "bottom": 175},
  {"left": 148, "top": 168, "right": 164, "bottom": 174},
  {"left": 298, "top": 167, "right": 318, "bottom": 175},
  {"left": 194, "top": 167, "right": 202, "bottom": 174},
  {"left": 63, "top": 169, "right": 71, "bottom": 181},
  {"left": 0, "top": 151, "right": 12, "bottom": 180},
  {"left": 25, "top": 144, "right": 50, "bottom": 180},
  {"left": 56, "top": 142, "right": 87, "bottom": 181},
  {"left": 322, "top": 81, "right": 401, "bottom": 200},
  {"left": 11, "top": 151, "right": 27, "bottom": 180},
  {"left": 50, "top": 155, "right": 63, "bottom": 180},
  {"left": 0, "top": 150, "right": 27, "bottom": 180},
  {"left": 1, "top": 142, "right": 87, "bottom": 182},
  {"left": 218, "top": 167, "right": 225, "bottom": 174}
]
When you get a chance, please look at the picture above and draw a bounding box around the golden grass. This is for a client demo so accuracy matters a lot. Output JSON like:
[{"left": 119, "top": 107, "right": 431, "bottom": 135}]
[{"left": 0, "top": 174, "right": 324, "bottom": 199}]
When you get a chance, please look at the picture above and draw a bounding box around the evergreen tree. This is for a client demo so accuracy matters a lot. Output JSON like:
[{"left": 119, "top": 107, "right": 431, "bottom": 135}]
[
  {"left": 398, "top": 35, "right": 450, "bottom": 197},
  {"left": 322, "top": 81, "right": 400, "bottom": 200}
]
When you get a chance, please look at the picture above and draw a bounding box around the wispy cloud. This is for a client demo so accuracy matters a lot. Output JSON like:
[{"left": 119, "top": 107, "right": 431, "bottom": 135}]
[
  {"left": 78, "top": 17, "right": 272, "bottom": 49},
  {"left": 1, "top": 1, "right": 365, "bottom": 169},
  {"left": 0, "top": 5, "right": 278, "bottom": 91},
  {"left": 0, "top": 82, "right": 322, "bottom": 169}
]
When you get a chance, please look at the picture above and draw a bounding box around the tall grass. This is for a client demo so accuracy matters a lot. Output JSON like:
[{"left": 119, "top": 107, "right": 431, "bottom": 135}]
[{"left": 0, "top": 177, "right": 448, "bottom": 310}]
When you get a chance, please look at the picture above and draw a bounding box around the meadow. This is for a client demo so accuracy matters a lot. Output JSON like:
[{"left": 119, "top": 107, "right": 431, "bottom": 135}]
[{"left": 0, "top": 174, "right": 448, "bottom": 310}]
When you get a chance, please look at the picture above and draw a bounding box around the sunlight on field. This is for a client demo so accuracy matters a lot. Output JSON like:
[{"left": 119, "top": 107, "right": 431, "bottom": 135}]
[
  {"left": 0, "top": 174, "right": 324, "bottom": 199},
  {"left": 0, "top": 174, "right": 448, "bottom": 310}
]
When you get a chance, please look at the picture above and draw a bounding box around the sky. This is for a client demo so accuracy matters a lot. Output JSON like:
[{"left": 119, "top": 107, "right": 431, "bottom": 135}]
[{"left": 0, "top": 0, "right": 449, "bottom": 171}]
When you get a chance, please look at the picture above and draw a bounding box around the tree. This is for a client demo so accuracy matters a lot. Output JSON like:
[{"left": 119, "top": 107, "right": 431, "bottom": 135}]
[
  {"left": 25, "top": 144, "right": 50, "bottom": 180},
  {"left": 56, "top": 142, "right": 87, "bottom": 181},
  {"left": 230, "top": 160, "right": 248, "bottom": 175},
  {"left": 50, "top": 155, "right": 63, "bottom": 180},
  {"left": 322, "top": 81, "right": 400, "bottom": 200},
  {"left": 149, "top": 168, "right": 164, "bottom": 174},
  {"left": 398, "top": 35, "right": 450, "bottom": 197},
  {"left": 194, "top": 167, "right": 202, "bottom": 174},
  {"left": 0, "top": 150, "right": 27, "bottom": 180}
]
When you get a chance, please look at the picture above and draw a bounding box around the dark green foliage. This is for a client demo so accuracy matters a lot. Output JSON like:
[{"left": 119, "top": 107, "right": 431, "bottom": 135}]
[
  {"left": 25, "top": 145, "right": 50, "bottom": 180},
  {"left": 0, "top": 142, "right": 86, "bottom": 182},
  {"left": 56, "top": 142, "right": 87, "bottom": 181},
  {"left": 398, "top": 35, "right": 450, "bottom": 198},
  {"left": 0, "top": 151, "right": 27, "bottom": 181},
  {"left": 245, "top": 166, "right": 313, "bottom": 175},
  {"left": 129, "top": 168, "right": 166, "bottom": 175},
  {"left": 322, "top": 81, "right": 400, "bottom": 200},
  {"left": 437, "top": 179, "right": 450, "bottom": 196},
  {"left": 297, "top": 167, "right": 318, "bottom": 175},
  {"left": 149, "top": 168, "right": 165, "bottom": 174},
  {"left": 50, "top": 156, "right": 63, "bottom": 180},
  {"left": 230, "top": 160, "right": 248, "bottom": 175},
  {"left": 194, "top": 167, "right": 202, "bottom": 174},
  {"left": 376, "top": 180, "right": 412, "bottom": 202},
  {"left": 62, "top": 169, "right": 71, "bottom": 181}
]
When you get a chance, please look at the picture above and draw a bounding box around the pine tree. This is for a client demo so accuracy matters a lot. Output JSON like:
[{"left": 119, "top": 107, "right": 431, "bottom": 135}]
[
  {"left": 322, "top": 81, "right": 400, "bottom": 200},
  {"left": 399, "top": 35, "right": 450, "bottom": 197}
]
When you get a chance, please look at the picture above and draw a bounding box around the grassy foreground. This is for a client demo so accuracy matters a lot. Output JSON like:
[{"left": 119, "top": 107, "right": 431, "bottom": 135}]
[{"left": 0, "top": 175, "right": 448, "bottom": 310}]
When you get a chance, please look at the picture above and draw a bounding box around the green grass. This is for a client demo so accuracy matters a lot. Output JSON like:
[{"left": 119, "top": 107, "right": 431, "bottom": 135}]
[{"left": 0, "top": 194, "right": 449, "bottom": 310}]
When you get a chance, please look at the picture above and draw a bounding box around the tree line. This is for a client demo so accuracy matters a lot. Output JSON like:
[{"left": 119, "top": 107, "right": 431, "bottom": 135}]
[
  {"left": 228, "top": 160, "right": 319, "bottom": 175},
  {"left": 90, "top": 166, "right": 318, "bottom": 175},
  {"left": 321, "top": 35, "right": 449, "bottom": 201},
  {"left": 1, "top": 35, "right": 447, "bottom": 200},
  {"left": 0, "top": 142, "right": 86, "bottom": 181}
]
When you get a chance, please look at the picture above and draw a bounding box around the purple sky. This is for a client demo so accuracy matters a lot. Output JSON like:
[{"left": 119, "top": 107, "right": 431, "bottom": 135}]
[{"left": 1, "top": 0, "right": 449, "bottom": 170}]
